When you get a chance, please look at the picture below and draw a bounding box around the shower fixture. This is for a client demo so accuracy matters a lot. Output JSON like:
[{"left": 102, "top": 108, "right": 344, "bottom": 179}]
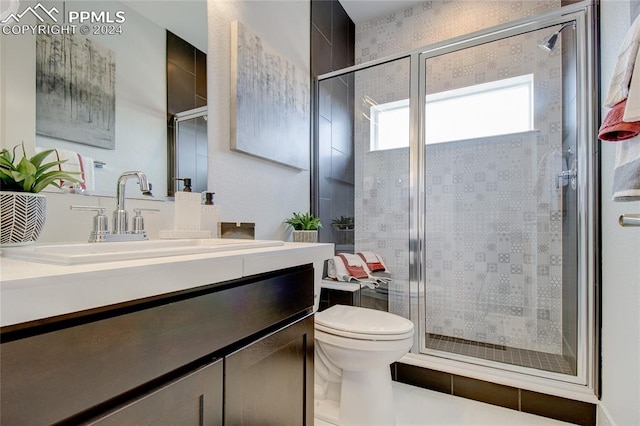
[{"left": 538, "top": 22, "right": 576, "bottom": 52}]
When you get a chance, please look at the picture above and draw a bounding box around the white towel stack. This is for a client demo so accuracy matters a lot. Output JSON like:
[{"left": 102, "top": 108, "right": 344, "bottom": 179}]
[{"left": 603, "top": 15, "right": 640, "bottom": 201}]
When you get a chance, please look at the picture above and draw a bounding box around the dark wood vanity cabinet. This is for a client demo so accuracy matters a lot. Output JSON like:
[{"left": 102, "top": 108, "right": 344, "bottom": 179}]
[{"left": 0, "top": 264, "right": 315, "bottom": 426}]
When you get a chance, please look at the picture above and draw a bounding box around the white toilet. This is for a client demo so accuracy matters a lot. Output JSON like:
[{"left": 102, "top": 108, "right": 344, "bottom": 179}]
[{"left": 314, "top": 304, "right": 414, "bottom": 426}]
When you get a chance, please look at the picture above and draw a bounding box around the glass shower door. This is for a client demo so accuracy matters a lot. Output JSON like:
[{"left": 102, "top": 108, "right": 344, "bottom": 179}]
[
  {"left": 420, "top": 22, "right": 581, "bottom": 378},
  {"left": 171, "top": 106, "right": 208, "bottom": 195}
]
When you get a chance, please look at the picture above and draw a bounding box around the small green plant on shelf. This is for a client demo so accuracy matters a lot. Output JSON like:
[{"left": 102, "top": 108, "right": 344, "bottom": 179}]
[
  {"left": 284, "top": 212, "right": 323, "bottom": 230},
  {"left": 331, "top": 215, "right": 354, "bottom": 230}
]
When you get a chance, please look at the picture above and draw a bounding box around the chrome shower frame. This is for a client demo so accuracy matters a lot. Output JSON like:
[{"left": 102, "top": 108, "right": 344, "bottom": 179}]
[
  {"left": 169, "top": 106, "right": 208, "bottom": 196},
  {"left": 315, "top": 0, "right": 599, "bottom": 400}
]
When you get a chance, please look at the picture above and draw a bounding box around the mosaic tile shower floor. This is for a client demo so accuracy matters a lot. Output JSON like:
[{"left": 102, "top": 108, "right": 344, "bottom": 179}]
[{"left": 425, "top": 334, "right": 575, "bottom": 375}]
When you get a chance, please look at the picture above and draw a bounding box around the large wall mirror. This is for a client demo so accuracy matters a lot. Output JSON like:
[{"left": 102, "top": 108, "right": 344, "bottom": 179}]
[{"left": 0, "top": 0, "right": 207, "bottom": 197}]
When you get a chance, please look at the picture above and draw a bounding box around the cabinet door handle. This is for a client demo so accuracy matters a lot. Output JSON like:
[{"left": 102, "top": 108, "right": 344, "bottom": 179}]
[{"left": 619, "top": 214, "right": 640, "bottom": 227}]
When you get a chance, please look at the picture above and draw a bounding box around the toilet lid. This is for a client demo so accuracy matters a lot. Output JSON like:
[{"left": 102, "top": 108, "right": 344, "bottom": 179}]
[{"left": 315, "top": 305, "right": 414, "bottom": 336}]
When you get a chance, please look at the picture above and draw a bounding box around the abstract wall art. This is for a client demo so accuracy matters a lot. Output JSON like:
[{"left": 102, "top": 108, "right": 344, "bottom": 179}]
[
  {"left": 36, "top": 33, "right": 116, "bottom": 149},
  {"left": 230, "top": 20, "right": 310, "bottom": 170}
]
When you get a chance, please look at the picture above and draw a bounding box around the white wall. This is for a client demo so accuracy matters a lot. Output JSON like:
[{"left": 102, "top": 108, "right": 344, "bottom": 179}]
[
  {"left": 599, "top": 2, "right": 640, "bottom": 425},
  {"left": 206, "top": 0, "right": 310, "bottom": 241}
]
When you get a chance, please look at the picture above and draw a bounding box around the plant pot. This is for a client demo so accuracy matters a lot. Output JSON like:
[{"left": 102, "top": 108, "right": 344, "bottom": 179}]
[
  {"left": 292, "top": 230, "right": 318, "bottom": 243},
  {"left": 331, "top": 225, "right": 354, "bottom": 244},
  {"left": 0, "top": 191, "right": 47, "bottom": 246}
]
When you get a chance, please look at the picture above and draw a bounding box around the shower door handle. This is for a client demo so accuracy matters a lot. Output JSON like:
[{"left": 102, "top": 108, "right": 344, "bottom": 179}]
[
  {"left": 557, "top": 159, "right": 577, "bottom": 190},
  {"left": 619, "top": 214, "right": 640, "bottom": 227}
]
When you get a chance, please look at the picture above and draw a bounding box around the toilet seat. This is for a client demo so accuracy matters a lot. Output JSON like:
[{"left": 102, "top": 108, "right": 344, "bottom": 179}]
[{"left": 315, "top": 305, "right": 414, "bottom": 341}]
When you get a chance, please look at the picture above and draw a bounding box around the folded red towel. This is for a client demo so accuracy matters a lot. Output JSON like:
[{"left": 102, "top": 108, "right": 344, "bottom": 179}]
[
  {"left": 337, "top": 254, "right": 369, "bottom": 279},
  {"left": 356, "top": 252, "right": 386, "bottom": 272},
  {"left": 599, "top": 99, "right": 640, "bottom": 141}
]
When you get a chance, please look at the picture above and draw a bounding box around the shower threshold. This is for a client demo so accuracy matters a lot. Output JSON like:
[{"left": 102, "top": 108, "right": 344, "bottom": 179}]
[{"left": 425, "top": 334, "right": 575, "bottom": 376}]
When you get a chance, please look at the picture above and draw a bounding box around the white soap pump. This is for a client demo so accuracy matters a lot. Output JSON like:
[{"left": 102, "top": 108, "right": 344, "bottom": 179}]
[{"left": 173, "top": 177, "right": 201, "bottom": 232}]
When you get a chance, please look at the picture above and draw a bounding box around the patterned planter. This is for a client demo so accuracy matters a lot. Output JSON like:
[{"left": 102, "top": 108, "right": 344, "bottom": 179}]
[
  {"left": 0, "top": 191, "right": 47, "bottom": 246},
  {"left": 331, "top": 226, "right": 354, "bottom": 244},
  {"left": 292, "top": 230, "right": 318, "bottom": 243}
]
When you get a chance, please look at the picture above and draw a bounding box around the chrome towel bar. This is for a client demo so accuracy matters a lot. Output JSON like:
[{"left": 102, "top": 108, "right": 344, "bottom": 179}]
[{"left": 619, "top": 214, "right": 640, "bottom": 227}]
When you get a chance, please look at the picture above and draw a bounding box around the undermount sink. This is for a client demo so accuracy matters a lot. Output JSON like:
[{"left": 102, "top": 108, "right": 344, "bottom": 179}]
[{"left": 1, "top": 238, "right": 285, "bottom": 265}]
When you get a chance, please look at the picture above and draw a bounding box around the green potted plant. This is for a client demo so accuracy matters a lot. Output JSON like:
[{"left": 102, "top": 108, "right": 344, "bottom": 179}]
[
  {"left": 0, "top": 144, "right": 81, "bottom": 245},
  {"left": 331, "top": 215, "right": 354, "bottom": 244},
  {"left": 284, "top": 212, "right": 322, "bottom": 243}
]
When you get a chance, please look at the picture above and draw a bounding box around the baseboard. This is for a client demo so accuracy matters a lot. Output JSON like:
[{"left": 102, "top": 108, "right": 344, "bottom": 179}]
[{"left": 392, "top": 362, "right": 597, "bottom": 426}]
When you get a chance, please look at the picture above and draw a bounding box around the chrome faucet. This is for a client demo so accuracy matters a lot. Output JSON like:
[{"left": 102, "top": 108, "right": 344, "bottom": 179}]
[
  {"left": 113, "top": 171, "right": 152, "bottom": 234},
  {"left": 71, "top": 171, "right": 156, "bottom": 242}
]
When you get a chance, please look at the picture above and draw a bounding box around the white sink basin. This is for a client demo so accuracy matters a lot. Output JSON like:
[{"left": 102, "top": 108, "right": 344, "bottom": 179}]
[{"left": 1, "top": 238, "right": 284, "bottom": 265}]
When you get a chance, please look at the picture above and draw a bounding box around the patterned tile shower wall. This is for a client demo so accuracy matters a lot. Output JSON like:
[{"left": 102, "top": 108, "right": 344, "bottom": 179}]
[
  {"left": 353, "top": 0, "right": 564, "bottom": 353},
  {"left": 355, "top": 1, "right": 559, "bottom": 64}
]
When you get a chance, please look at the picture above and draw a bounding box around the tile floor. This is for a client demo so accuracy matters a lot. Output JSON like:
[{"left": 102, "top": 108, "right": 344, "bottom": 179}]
[
  {"left": 425, "top": 334, "right": 575, "bottom": 375},
  {"left": 315, "top": 381, "right": 571, "bottom": 426}
]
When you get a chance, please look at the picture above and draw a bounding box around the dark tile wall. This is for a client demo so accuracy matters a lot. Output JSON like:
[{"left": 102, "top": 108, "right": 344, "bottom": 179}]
[
  {"left": 167, "top": 31, "right": 207, "bottom": 114},
  {"left": 393, "top": 363, "right": 596, "bottom": 425},
  {"left": 311, "top": 0, "right": 356, "bottom": 250},
  {"left": 166, "top": 31, "right": 207, "bottom": 196}
]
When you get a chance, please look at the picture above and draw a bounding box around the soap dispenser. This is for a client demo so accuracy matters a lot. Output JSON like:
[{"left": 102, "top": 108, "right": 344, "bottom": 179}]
[
  {"left": 172, "top": 177, "right": 202, "bottom": 233},
  {"left": 201, "top": 192, "right": 221, "bottom": 238},
  {"left": 159, "top": 178, "right": 211, "bottom": 239}
]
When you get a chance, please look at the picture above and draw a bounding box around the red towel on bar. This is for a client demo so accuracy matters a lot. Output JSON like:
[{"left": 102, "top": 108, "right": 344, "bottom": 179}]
[{"left": 599, "top": 99, "right": 640, "bottom": 141}]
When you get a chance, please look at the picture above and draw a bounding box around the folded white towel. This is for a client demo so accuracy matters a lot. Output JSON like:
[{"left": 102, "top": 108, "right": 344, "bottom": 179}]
[
  {"left": 612, "top": 136, "right": 640, "bottom": 201},
  {"left": 602, "top": 16, "right": 640, "bottom": 202},
  {"left": 339, "top": 253, "right": 367, "bottom": 267},
  {"left": 80, "top": 155, "right": 95, "bottom": 191},
  {"left": 35, "top": 147, "right": 87, "bottom": 191},
  {"left": 326, "top": 254, "right": 380, "bottom": 288},
  {"left": 605, "top": 14, "right": 640, "bottom": 107},
  {"left": 356, "top": 251, "right": 389, "bottom": 272},
  {"left": 53, "top": 148, "right": 84, "bottom": 190},
  {"left": 357, "top": 251, "right": 380, "bottom": 264},
  {"left": 624, "top": 48, "right": 640, "bottom": 122}
]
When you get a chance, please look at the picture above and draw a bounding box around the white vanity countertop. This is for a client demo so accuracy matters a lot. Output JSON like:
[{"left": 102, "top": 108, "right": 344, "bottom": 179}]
[{"left": 0, "top": 242, "right": 333, "bottom": 328}]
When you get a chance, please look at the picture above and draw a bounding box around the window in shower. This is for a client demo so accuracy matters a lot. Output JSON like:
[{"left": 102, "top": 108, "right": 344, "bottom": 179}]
[
  {"left": 424, "top": 74, "right": 534, "bottom": 144},
  {"left": 370, "top": 99, "right": 410, "bottom": 151},
  {"left": 420, "top": 22, "right": 581, "bottom": 378},
  {"left": 370, "top": 74, "right": 534, "bottom": 151}
]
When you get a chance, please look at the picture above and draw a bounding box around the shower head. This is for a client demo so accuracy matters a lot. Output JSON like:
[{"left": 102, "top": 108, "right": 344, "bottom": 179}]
[
  {"left": 538, "top": 32, "right": 560, "bottom": 52},
  {"left": 538, "top": 22, "right": 576, "bottom": 52}
]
